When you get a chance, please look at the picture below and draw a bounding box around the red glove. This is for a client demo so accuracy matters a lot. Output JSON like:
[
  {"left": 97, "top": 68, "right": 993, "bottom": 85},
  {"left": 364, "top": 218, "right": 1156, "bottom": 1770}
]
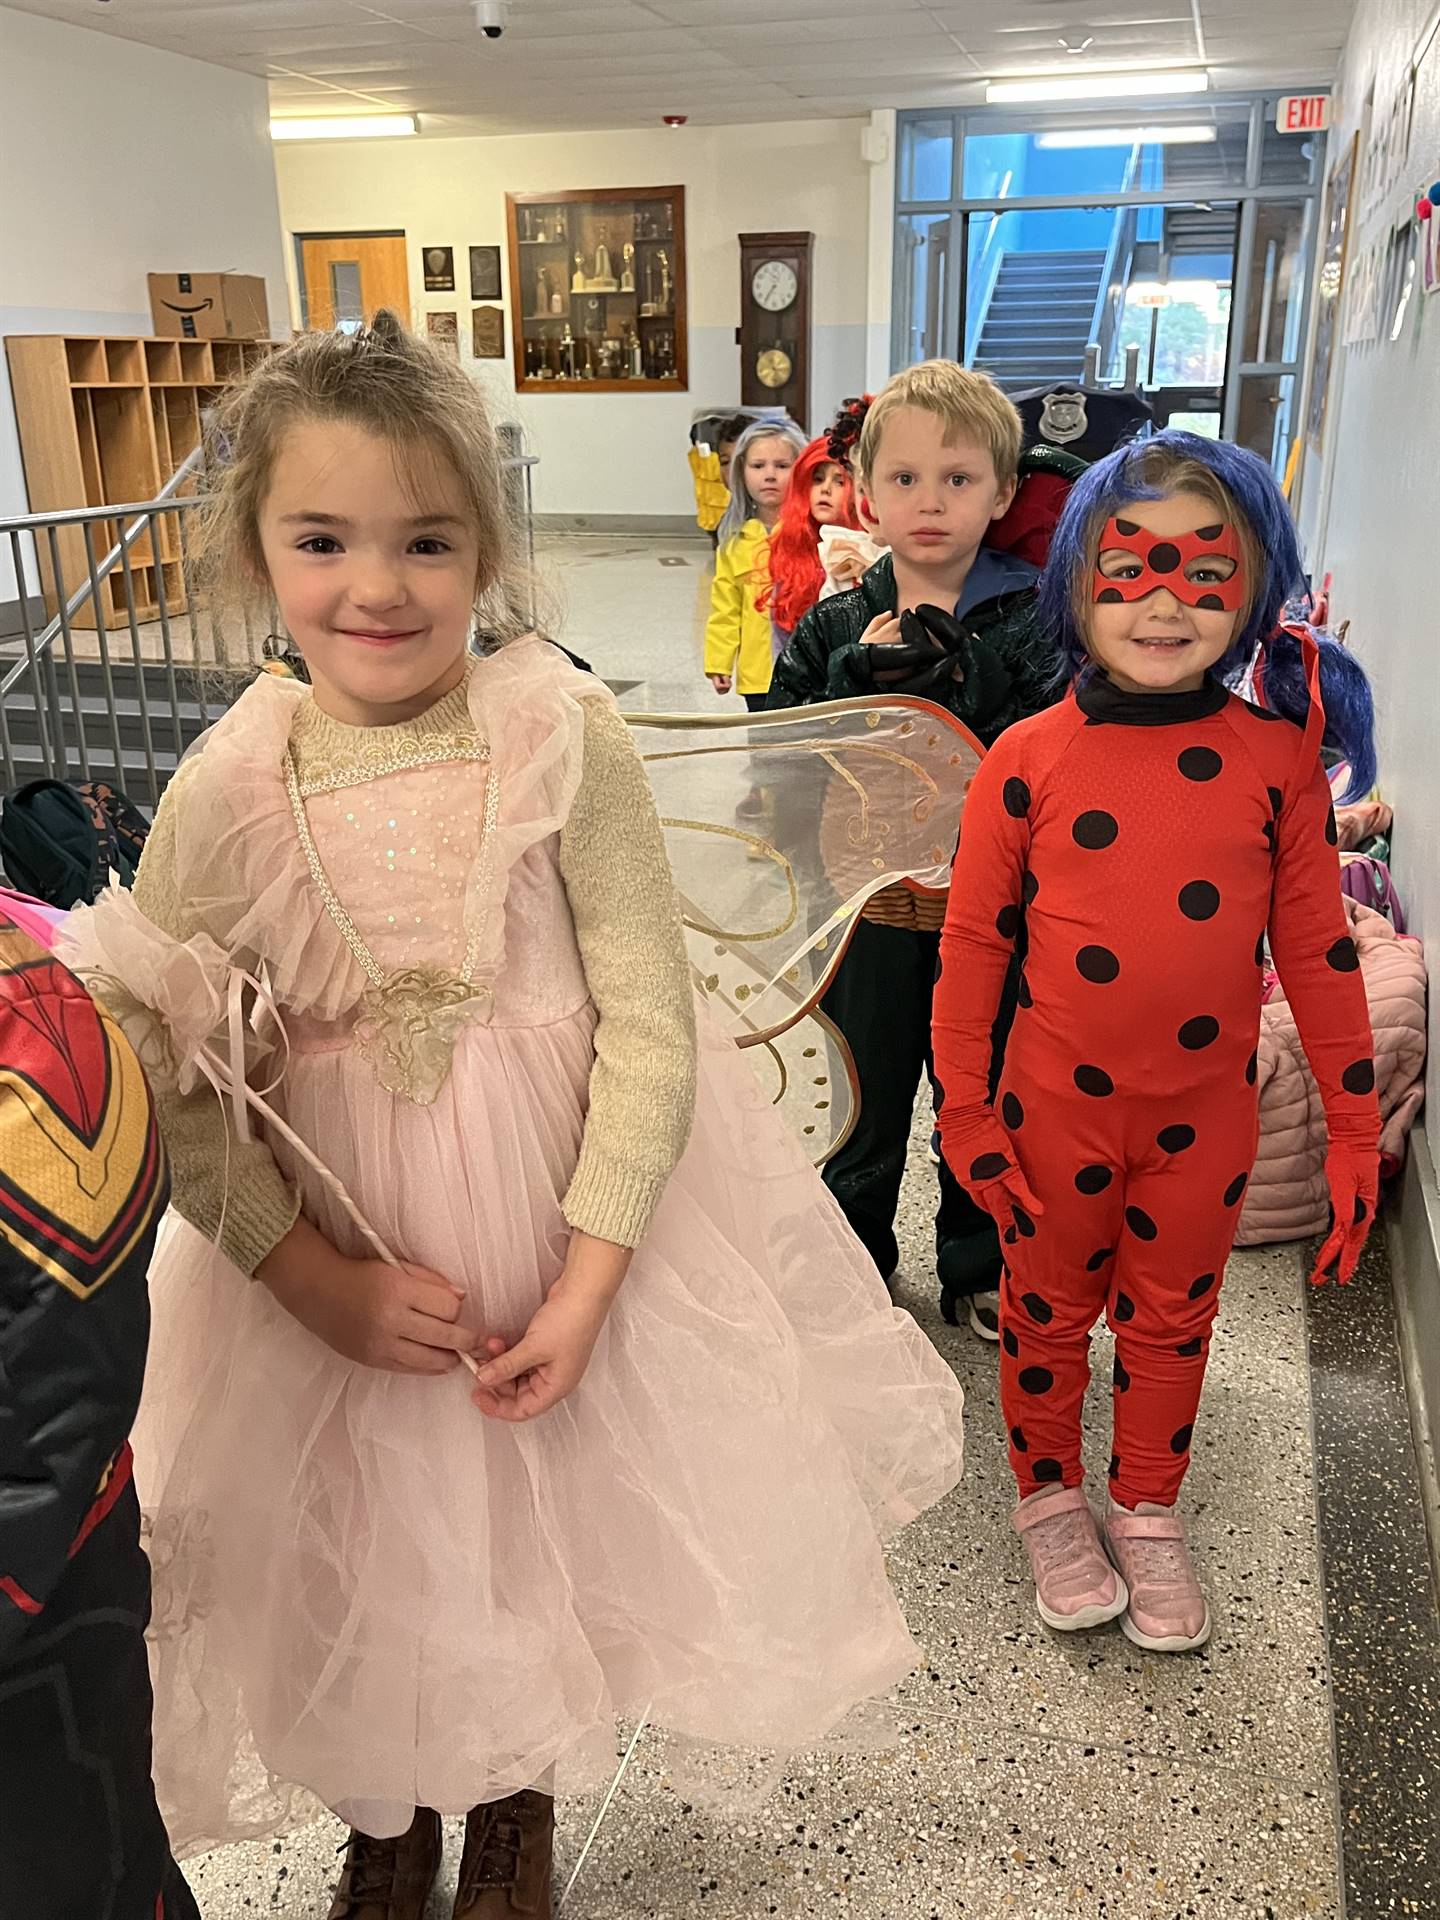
[
  {"left": 1310, "top": 1142, "right": 1380, "bottom": 1286},
  {"left": 946, "top": 1120, "right": 1045, "bottom": 1244}
]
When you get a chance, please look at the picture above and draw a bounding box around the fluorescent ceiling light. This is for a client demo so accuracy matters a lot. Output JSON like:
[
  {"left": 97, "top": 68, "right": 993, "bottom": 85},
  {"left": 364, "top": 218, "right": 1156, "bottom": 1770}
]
[
  {"left": 986, "top": 71, "right": 1209, "bottom": 104},
  {"left": 1036, "top": 124, "right": 1218, "bottom": 149},
  {"left": 270, "top": 115, "right": 419, "bottom": 141}
]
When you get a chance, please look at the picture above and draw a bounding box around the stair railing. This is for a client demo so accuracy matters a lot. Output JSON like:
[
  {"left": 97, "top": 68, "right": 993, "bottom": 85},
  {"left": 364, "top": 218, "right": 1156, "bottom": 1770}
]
[
  {"left": 1092, "top": 144, "right": 1147, "bottom": 382},
  {"left": 963, "top": 173, "right": 1014, "bottom": 365}
]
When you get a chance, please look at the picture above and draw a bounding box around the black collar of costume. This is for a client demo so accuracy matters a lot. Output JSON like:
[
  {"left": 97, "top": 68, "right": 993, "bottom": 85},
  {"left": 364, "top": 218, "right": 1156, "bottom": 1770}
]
[{"left": 1077, "top": 667, "right": 1229, "bottom": 727}]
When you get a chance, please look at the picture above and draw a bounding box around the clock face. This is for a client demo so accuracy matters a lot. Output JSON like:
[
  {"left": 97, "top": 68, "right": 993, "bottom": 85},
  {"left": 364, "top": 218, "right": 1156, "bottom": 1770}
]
[
  {"left": 752, "top": 259, "right": 799, "bottom": 313},
  {"left": 756, "top": 346, "right": 793, "bottom": 389}
]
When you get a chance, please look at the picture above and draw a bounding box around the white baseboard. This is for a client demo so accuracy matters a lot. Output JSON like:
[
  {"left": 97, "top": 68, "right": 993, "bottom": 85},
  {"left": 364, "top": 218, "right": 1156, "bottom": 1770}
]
[{"left": 1387, "top": 1122, "right": 1440, "bottom": 1587}]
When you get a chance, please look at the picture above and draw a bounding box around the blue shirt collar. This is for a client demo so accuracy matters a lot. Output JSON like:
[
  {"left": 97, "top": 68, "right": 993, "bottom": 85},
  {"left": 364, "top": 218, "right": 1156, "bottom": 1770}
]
[{"left": 956, "top": 546, "right": 1039, "bottom": 619}]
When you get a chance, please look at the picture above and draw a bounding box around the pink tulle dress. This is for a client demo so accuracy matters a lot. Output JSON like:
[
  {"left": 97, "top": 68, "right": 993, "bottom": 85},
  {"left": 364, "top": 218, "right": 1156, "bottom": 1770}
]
[{"left": 60, "top": 640, "right": 965, "bottom": 1855}]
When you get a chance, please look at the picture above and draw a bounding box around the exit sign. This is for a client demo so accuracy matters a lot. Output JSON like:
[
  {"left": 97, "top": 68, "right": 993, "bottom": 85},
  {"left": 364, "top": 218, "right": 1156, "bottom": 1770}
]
[{"left": 1276, "top": 94, "right": 1332, "bottom": 133}]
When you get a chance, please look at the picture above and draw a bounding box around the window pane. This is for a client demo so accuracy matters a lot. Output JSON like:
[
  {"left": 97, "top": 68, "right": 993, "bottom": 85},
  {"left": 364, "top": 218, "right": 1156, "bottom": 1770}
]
[
  {"left": 963, "top": 105, "right": 1252, "bottom": 200},
  {"left": 1235, "top": 372, "right": 1298, "bottom": 475},
  {"left": 1259, "top": 104, "right": 1325, "bottom": 186},
  {"left": 965, "top": 205, "right": 1108, "bottom": 389},
  {"left": 894, "top": 214, "right": 952, "bottom": 368},
  {"left": 328, "top": 260, "right": 364, "bottom": 334},
  {"left": 1240, "top": 199, "right": 1315, "bottom": 363},
  {"left": 900, "top": 116, "right": 955, "bottom": 202}
]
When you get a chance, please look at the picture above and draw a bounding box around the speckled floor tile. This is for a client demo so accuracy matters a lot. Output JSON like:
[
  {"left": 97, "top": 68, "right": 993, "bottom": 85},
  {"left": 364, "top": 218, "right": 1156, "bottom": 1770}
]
[
  {"left": 1305, "top": 1229, "right": 1440, "bottom": 1918},
  {"left": 567, "top": 1722, "right": 1339, "bottom": 1920}
]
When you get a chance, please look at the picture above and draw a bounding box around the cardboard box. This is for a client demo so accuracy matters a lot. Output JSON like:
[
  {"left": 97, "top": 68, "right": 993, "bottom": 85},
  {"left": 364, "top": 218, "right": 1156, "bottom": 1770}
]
[{"left": 148, "top": 272, "right": 269, "bottom": 340}]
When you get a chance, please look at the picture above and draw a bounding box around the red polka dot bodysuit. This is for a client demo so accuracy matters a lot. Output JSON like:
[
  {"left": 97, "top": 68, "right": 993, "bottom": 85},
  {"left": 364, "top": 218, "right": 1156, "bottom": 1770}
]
[{"left": 933, "top": 670, "right": 1380, "bottom": 1510}]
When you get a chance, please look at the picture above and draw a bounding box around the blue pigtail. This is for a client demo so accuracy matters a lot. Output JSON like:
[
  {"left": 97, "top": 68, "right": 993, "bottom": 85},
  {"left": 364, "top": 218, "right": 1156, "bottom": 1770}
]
[{"left": 1260, "top": 623, "right": 1377, "bottom": 803}]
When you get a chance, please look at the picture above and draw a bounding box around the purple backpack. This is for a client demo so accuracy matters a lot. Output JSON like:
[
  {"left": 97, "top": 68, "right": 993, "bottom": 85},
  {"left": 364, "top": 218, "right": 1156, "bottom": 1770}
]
[{"left": 1339, "top": 855, "right": 1406, "bottom": 932}]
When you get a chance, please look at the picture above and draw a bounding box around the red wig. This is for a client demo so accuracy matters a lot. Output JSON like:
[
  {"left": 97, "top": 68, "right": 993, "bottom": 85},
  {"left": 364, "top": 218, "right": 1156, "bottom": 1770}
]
[{"left": 760, "top": 437, "right": 861, "bottom": 635}]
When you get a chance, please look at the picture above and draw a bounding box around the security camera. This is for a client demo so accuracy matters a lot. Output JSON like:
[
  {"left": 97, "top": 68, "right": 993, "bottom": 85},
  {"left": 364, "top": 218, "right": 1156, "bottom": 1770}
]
[{"left": 473, "top": 0, "right": 507, "bottom": 35}]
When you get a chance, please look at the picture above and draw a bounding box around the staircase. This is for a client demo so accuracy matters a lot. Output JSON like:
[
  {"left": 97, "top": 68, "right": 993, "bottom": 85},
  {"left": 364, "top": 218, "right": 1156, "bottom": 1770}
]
[
  {"left": 971, "top": 249, "right": 1109, "bottom": 394},
  {"left": 0, "top": 657, "right": 212, "bottom": 809}
]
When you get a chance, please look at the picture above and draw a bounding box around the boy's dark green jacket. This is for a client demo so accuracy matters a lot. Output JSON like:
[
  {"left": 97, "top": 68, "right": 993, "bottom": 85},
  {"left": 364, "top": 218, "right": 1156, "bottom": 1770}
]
[{"left": 765, "top": 545, "right": 1061, "bottom": 746}]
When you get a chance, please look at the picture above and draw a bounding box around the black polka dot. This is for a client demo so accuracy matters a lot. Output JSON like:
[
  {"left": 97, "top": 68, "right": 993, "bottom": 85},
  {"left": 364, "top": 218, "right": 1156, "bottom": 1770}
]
[
  {"left": 1325, "top": 808, "right": 1338, "bottom": 847},
  {"left": 1125, "top": 1205, "right": 1158, "bottom": 1242},
  {"left": 1327, "top": 936, "right": 1360, "bottom": 973},
  {"left": 1096, "top": 586, "right": 1124, "bottom": 604},
  {"left": 1178, "top": 746, "right": 1223, "bottom": 782},
  {"left": 1074, "top": 1065, "right": 1114, "bottom": 1098},
  {"left": 969, "top": 1152, "right": 1009, "bottom": 1180},
  {"left": 1268, "top": 786, "right": 1284, "bottom": 819},
  {"left": 1112, "top": 1291, "right": 1136, "bottom": 1323},
  {"left": 933, "top": 952, "right": 943, "bottom": 986},
  {"left": 1002, "top": 1326, "right": 1020, "bottom": 1358},
  {"left": 1019, "top": 1365, "right": 1055, "bottom": 1396},
  {"left": 1003, "top": 777, "right": 1031, "bottom": 819},
  {"left": 1115, "top": 517, "right": 1140, "bottom": 536},
  {"left": 1188, "top": 1272, "right": 1216, "bottom": 1300},
  {"left": 1017, "top": 972, "right": 1033, "bottom": 1010},
  {"left": 1108, "top": 1453, "right": 1121, "bottom": 1480},
  {"left": 1178, "top": 1015, "right": 1220, "bottom": 1051},
  {"left": 1178, "top": 880, "right": 1220, "bottom": 921},
  {"left": 1342, "top": 1058, "right": 1376, "bottom": 1096},
  {"left": 1002, "top": 1092, "right": 1025, "bottom": 1130},
  {"left": 1354, "top": 1194, "right": 1370, "bottom": 1225},
  {"left": 1076, "top": 945, "right": 1121, "bottom": 984},
  {"left": 1086, "top": 1247, "right": 1114, "bottom": 1272},
  {"left": 1223, "top": 1172, "right": 1248, "bottom": 1206},
  {"left": 1245, "top": 1049, "right": 1258, "bottom": 1086},
  {"left": 1010, "top": 1425, "right": 1028, "bottom": 1453},
  {"left": 1003, "top": 1225, "right": 1018, "bottom": 1246},
  {"left": 1147, "top": 540, "right": 1182, "bottom": 574},
  {"left": 1196, "top": 593, "right": 1225, "bottom": 612},
  {"left": 1012, "top": 1202, "right": 1037, "bottom": 1240},
  {"left": 1032, "top": 1457, "right": 1064, "bottom": 1484},
  {"left": 1073, "top": 809, "right": 1119, "bottom": 850},
  {"left": 996, "top": 904, "right": 1020, "bottom": 940},
  {"left": 1177, "top": 1336, "right": 1203, "bottom": 1356},
  {"left": 1262, "top": 819, "right": 1277, "bottom": 851},
  {"left": 1169, "top": 1423, "right": 1194, "bottom": 1456},
  {"left": 1075, "top": 1164, "right": 1113, "bottom": 1195},
  {"left": 1196, "top": 523, "right": 1224, "bottom": 540},
  {"left": 1255, "top": 933, "right": 1267, "bottom": 967},
  {"left": 1022, "top": 870, "right": 1039, "bottom": 905},
  {"left": 1021, "top": 1291, "right": 1053, "bottom": 1325},
  {"left": 1113, "top": 1355, "right": 1131, "bottom": 1393},
  {"left": 1157, "top": 1123, "right": 1196, "bottom": 1154}
]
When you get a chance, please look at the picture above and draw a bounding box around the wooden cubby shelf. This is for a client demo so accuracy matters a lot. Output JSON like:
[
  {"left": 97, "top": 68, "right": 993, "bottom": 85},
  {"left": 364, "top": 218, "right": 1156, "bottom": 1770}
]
[{"left": 5, "top": 332, "right": 280, "bottom": 628}]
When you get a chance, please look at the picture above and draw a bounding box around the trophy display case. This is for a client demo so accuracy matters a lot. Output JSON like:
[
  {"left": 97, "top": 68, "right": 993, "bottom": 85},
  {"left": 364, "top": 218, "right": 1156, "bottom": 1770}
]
[{"left": 506, "top": 185, "right": 687, "bottom": 393}]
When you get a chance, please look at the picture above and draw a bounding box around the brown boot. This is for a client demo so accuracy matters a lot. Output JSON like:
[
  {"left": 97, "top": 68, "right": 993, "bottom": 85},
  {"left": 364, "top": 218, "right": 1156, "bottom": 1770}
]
[
  {"left": 327, "top": 1807, "right": 443, "bottom": 1920},
  {"left": 452, "top": 1791, "right": 554, "bottom": 1918}
]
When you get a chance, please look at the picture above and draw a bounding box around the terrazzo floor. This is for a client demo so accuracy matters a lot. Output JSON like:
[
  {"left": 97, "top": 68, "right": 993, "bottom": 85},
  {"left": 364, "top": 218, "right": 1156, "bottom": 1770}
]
[{"left": 182, "top": 537, "right": 1437, "bottom": 1919}]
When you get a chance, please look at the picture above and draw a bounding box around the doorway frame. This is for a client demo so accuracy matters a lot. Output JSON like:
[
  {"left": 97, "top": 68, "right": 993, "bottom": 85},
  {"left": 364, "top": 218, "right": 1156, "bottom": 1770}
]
[
  {"left": 893, "top": 93, "right": 1327, "bottom": 447},
  {"left": 293, "top": 229, "right": 407, "bottom": 330}
]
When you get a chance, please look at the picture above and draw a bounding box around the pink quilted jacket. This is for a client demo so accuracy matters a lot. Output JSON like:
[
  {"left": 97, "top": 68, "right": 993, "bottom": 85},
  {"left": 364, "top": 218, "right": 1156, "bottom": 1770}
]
[{"left": 1237, "top": 901, "right": 1427, "bottom": 1247}]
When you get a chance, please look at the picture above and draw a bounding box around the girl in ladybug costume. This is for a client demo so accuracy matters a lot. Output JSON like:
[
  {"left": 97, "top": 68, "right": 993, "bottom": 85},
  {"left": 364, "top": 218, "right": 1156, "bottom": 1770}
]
[{"left": 933, "top": 432, "right": 1380, "bottom": 1653}]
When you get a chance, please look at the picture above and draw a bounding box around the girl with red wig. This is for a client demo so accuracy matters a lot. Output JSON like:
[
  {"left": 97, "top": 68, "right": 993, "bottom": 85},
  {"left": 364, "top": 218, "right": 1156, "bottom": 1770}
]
[{"left": 762, "top": 436, "right": 863, "bottom": 644}]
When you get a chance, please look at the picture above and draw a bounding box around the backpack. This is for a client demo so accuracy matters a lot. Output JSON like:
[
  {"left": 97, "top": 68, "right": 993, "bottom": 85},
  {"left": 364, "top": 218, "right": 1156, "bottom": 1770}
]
[
  {"left": 1338, "top": 854, "right": 1405, "bottom": 932},
  {"left": 0, "top": 779, "right": 151, "bottom": 909}
]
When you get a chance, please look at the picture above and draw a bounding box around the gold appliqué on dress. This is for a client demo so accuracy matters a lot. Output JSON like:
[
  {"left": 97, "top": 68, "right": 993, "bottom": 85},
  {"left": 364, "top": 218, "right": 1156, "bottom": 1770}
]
[{"left": 283, "top": 744, "right": 500, "bottom": 1104}]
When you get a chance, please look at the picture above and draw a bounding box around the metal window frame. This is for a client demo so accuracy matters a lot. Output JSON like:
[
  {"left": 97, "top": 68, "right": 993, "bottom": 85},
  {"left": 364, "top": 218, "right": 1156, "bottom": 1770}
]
[{"left": 892, "top": 93, "right": 1326, "bottom": 445}]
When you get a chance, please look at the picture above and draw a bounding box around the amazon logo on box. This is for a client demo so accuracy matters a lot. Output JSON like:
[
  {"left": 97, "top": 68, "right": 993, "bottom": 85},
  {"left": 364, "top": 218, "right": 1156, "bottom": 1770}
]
[{"left": 148, "top": 272, "right": 269, "bottom": 340}]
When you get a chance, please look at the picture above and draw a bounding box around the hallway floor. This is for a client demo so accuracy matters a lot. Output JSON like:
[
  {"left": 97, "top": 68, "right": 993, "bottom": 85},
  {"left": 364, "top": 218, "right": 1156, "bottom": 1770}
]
[{"left": 185, "top": 538, "right": 1440, "bottom": 1919}]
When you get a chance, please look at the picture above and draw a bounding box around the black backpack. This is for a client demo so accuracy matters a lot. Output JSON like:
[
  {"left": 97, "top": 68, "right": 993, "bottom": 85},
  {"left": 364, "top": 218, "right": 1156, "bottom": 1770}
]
[{"left": 0, "top": 779, "right": 151, "bottom": 908}]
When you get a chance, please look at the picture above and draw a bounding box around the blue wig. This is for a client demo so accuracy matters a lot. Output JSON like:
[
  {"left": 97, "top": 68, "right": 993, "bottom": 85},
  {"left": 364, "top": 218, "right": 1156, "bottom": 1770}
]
[{"left": 1039, "top": 430, "right": 1377, "bottom": 800}]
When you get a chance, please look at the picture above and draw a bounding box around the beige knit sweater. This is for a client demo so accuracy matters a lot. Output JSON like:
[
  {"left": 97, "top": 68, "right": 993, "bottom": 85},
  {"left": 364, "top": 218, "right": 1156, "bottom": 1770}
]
[{"left": 132, "top": 684, "right": 697, "bottom": 1273}]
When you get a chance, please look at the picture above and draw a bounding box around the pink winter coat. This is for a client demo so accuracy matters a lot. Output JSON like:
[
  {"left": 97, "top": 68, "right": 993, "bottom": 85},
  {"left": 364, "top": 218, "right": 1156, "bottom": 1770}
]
[{"left": 1237, "top": 901, "right": 1427, "bottom": 1247}]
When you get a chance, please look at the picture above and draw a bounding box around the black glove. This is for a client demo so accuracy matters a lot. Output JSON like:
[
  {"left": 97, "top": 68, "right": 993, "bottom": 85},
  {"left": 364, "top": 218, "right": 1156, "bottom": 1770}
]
[{"left": 907, "top": 603, "right": 966, "bottom": 656}]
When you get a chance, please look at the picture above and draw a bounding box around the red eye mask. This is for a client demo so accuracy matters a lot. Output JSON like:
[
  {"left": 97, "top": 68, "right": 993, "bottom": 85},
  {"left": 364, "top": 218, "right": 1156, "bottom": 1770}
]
[{"left": 1093, "top": 516, "right": 1247, "bottom": 612}]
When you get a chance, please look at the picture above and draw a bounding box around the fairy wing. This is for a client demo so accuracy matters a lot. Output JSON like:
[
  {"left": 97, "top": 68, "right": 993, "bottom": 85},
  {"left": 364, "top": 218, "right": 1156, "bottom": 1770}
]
[{"left": 624, "top": 696, "right": 984, "bottom": 1163}]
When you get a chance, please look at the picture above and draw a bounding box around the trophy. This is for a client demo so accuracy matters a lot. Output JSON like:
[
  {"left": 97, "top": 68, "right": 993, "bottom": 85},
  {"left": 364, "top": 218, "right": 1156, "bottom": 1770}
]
[
  {"left": 657, "top": 249, "right": 672, "bottom": 314},
  {"left": 641, "top": 254, "right": 657, "bottom": 317},
  {"left": 571, "top": 252, "right": 586, "bottom": 292},
  {"left": 621, "top": 242, "right": 635, "bottom": 293},
  {"left": 591, "top": 226, "right": 618, "bottom": 292},
  {"left": 550, "top": 284, "right": 565, "bottom": 315},
  {"left": 535, "top": 267, "right": 548, "bottom": 316}
]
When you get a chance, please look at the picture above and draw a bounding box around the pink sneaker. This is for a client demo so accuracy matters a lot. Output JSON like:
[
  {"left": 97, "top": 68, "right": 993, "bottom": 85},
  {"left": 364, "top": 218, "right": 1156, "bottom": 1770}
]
[
  {"left": 1012, "top": 1485, "right": 1129, "bottom": 1632},
  {"left": 1103, "top": 1502, "right": 1212, "bottom": 1652}
]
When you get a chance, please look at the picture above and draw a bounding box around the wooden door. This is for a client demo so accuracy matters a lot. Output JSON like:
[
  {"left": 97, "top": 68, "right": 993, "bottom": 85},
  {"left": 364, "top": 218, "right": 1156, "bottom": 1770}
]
[{"left": 299, "top": 234, "right": 410, "bottom": 331}]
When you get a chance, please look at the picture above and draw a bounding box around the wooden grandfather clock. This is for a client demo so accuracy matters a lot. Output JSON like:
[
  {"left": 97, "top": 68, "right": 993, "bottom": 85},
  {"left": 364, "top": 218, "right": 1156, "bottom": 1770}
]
[{"left": 737, "top": 231, "right": 813, "bottom": 430}]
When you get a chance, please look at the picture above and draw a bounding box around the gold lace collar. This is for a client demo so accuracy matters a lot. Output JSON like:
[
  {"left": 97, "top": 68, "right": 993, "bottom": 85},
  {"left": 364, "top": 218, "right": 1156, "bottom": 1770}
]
[{"left": 288, "top": 670, "right": 488, "bottom": 797}]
